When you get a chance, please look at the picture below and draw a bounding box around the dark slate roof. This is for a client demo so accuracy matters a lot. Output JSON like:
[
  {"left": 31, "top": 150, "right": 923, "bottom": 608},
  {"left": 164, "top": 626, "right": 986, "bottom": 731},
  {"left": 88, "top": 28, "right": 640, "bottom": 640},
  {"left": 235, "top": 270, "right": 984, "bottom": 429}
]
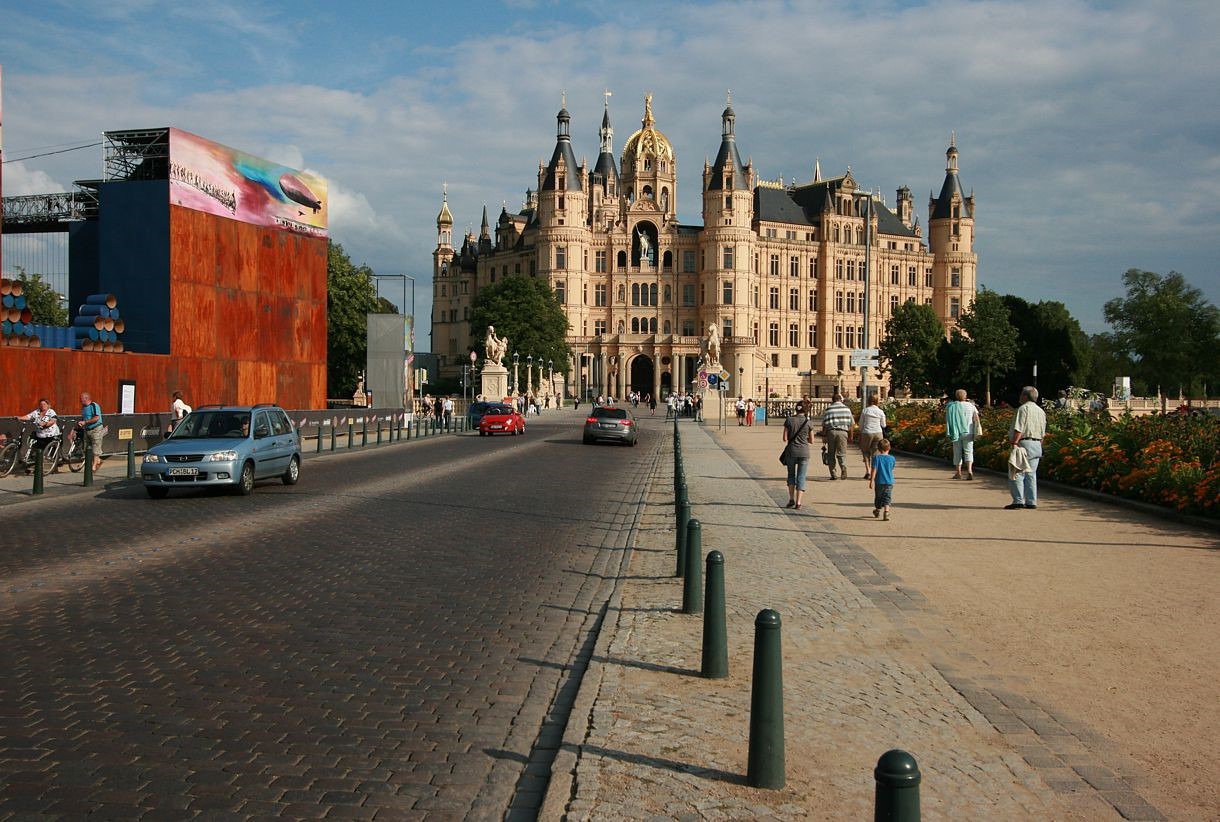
[
  {"left": 593, "top": 150, "right": 618, "bottom": 182},
  {"left": 754, "top": 177, "right": 918, "bottom": 238},
  {"left": 707, "top": 138, "right": 748, "bottom": 191},
  {"left": 874, "top": 201, "right": 918, "bottom": 238},
  {"left": 932, "top": 170, "right": 972, "bottom": 220},
  {"left": 754, "top": 186, "right": 813, "bottom": 226},
  {"left": 542, "top": 139, "right": 583, "bottom": 192}
]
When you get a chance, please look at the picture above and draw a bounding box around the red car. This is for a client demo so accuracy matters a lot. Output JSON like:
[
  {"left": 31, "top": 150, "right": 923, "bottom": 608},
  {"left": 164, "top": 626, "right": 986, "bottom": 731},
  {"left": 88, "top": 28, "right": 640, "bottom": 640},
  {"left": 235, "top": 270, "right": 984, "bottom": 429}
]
[{"left": 478, "top": 404, "right": 526, "bottom": 436}]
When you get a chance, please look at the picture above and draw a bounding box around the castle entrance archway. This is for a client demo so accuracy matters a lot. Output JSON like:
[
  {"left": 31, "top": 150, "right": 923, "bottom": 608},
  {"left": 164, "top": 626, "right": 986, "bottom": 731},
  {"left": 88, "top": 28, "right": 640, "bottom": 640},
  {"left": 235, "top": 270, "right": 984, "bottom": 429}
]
[{"left": 629, "top": 355, "right": 655, "bottom": 397}]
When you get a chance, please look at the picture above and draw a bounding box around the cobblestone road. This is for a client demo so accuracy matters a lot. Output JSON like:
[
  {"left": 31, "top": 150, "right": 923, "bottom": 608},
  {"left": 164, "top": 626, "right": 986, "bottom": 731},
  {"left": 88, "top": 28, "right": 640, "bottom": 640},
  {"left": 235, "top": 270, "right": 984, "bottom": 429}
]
[{"left": 0, "top": 411, "right": 655, "bottom": 819}]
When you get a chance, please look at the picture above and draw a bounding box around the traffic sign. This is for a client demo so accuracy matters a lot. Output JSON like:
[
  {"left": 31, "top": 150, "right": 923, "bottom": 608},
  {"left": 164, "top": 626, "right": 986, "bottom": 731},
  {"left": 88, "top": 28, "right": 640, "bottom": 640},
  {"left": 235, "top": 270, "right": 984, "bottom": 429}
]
[
  {"left": 851, "top": 357, "right": 880, "bottom": 369},
  {"left": 707, "top": 373, "right": 720, "bottom": 387},
  {"left": 851, "top": 348, "right": 880, "bottom": 358},
  {"left": 698, "top": 377, "right": 709, "bottom": 390},
  {"left": 719, "top": 369, "right": 730, "bottom": 381}
]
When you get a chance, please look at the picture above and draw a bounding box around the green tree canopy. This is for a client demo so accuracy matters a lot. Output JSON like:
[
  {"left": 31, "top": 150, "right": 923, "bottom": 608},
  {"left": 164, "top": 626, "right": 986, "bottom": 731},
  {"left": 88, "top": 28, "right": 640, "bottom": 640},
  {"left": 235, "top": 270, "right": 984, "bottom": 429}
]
[
  {"left": 327, "top": 241, "right": 394, "bottom": 398},
  {"left": 9, "top": 267, "right": 68, "bottom": 326},
  {"left": 999, "top": 295, "right": 1091, "bottom": 401},
  {"left": 878, "top": 301, "right": 945, "bottom": 396},
  {"left": 956, "top": 288, "right": 1018, "bottom": 407},
  {"left": 1103, "top": 269, "right": 1219, "bottom": 396},
  {"left": 468, "top": 276, "right": 571, "bottom": 380}
]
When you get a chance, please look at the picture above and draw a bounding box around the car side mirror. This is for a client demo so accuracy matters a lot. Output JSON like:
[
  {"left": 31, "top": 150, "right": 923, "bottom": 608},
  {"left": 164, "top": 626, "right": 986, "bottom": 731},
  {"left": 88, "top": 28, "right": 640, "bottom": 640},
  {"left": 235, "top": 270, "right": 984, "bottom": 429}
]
[{"left": 255, "top": 425, "right": 270, "bottom": 439}]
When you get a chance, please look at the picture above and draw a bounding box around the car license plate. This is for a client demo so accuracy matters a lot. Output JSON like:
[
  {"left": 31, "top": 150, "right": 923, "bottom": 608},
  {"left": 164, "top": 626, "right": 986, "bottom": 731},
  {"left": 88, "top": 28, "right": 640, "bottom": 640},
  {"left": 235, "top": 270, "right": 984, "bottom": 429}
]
[
  {"left": 601, "top": 423, "right": 618, "bottom": 429},
  {"left": 490, "top": 424, "right": 503, "bottom": 430},
  {"left": 167, "top": 467, "right": 199, "bottom": 476}
]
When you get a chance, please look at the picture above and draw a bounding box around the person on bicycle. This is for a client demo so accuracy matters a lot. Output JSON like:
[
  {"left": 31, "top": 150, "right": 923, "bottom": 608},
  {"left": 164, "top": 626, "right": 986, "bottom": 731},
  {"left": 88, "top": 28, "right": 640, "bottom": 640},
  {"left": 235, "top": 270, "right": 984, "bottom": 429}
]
[
  {"left": 79, "top": 392, "right": 105, "bottom": 472},
  {"left": 16, "top": 398, "right": 60, "bottom": 471}
]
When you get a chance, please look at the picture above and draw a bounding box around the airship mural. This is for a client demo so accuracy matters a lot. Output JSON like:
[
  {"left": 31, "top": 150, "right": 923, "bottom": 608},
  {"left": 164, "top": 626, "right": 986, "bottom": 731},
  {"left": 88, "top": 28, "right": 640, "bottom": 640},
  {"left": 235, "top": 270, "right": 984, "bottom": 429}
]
[{"left": 168, "top": 128, "right": 328, "bottom": 237}]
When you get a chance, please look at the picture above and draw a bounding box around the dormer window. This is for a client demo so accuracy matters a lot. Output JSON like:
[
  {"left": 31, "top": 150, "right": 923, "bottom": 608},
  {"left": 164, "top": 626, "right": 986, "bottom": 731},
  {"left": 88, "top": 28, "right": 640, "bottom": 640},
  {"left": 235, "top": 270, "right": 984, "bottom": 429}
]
[{"left": 644, "top": 158, "right": 652, "bottom": 171}]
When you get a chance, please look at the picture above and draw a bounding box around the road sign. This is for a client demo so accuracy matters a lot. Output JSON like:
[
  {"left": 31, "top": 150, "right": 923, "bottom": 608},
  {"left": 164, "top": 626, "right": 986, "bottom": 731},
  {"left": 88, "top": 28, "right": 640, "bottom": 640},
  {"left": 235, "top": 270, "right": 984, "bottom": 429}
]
[
  {"left": 851, "top": 357, "right": 880, "bottom": 369},
  {"left": 470, "top": 350, "right": 477, "bottom": 362},
  {"left": 851, "top": 348, "right": 880, "bottom": 358},
  {"left": 719, "top": 369, "right": 730, "bottom": 381},
  {"left": 698, "top": 377, "right": 709, "bottom": 390},
  {"left": 707, "top": 373, "right": 720, "bottom": 387}
]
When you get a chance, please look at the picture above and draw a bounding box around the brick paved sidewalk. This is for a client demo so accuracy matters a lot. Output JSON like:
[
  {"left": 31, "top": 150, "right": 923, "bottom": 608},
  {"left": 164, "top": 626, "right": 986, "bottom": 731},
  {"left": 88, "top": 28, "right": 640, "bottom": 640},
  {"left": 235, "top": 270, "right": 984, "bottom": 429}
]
[{"left": 543, "top": 420, "right": 1166, "bottom": 820}]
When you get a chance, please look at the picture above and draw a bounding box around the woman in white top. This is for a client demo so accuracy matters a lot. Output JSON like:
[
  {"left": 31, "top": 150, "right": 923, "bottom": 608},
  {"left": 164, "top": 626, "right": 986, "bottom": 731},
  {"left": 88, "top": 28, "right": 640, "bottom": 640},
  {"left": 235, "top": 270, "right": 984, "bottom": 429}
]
[
  {"left": 858, "top": 393, "right": 888, "bottom": 480},
  {"left": 169, "top": 391, "right": 192, "bottom": 434}
]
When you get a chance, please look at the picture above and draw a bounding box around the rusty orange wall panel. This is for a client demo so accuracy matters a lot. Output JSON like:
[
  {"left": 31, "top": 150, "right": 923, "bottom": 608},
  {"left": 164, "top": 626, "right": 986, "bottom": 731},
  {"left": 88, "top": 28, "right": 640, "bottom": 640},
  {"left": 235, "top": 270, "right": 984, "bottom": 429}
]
[{"left": 0, "top": 205, "right": 326, "bottom": 416}]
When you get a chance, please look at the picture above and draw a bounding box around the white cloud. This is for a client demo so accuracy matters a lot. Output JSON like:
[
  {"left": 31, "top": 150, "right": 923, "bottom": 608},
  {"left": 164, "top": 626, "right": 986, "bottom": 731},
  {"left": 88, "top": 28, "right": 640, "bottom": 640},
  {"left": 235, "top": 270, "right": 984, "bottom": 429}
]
[{"left": 3, "top": 0, "right": 1218, "bottom": 337}]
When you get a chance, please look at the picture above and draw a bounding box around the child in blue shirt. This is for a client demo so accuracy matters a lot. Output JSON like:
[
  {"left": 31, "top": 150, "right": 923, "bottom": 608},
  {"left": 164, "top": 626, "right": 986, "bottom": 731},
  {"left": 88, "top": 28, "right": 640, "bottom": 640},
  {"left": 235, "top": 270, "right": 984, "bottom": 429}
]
[{"left": 870, "top": 438, "right": 896, "bottom": 521}]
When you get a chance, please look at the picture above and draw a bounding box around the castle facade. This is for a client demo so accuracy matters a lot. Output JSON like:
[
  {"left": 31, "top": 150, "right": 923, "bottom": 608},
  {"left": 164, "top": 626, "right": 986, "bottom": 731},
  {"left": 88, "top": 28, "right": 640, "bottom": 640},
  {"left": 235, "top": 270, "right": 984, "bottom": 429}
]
[{"left": 432, "top": 95, "right": 975, "bottom": 400}]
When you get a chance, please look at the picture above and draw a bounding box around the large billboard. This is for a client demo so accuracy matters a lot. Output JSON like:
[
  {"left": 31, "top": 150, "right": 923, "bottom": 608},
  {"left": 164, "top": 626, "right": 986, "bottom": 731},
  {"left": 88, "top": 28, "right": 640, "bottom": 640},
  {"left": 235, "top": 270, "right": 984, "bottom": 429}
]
[{"left": 168, "top": 128, "right": 327, "bottom": 238}]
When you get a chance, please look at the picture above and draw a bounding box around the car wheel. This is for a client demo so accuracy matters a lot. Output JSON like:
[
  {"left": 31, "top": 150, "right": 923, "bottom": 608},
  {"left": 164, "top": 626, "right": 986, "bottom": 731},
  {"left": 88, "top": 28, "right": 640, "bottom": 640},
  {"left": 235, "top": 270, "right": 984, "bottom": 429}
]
[
  {"left": 236, "top": 461, "right": 255, "bottom": 495},
  {"left": 146, "top": 486, "right": 169, "bottom": 499},
  {"left": 282, "top": 455, "right": 300, "bottom": 486},
  {"left": 629, "top": 438, "right": 637, "bottom": 447}
]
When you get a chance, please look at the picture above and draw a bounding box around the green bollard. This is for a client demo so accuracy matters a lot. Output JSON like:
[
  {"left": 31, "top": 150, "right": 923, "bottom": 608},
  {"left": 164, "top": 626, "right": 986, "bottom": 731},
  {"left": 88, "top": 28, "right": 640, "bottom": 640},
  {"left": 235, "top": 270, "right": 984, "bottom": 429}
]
[
  {"left": 377, "top": 418, "right": 383, "bottom": 444},
  {"left": 127, "top": 440, "right": 136, "bottom": 479},
  {"left": 33, "top": 446, "right": 46, "bottom": 495},
  {"left": 347, "top": 422, "right": 354, "bottom": 448},
  {"left": 362, "top": 416, "right": 368, "bottom": 446},
  {"left": 83, "top": 441, "right": 94, "bottom": 487},
  {"left": 675, "top": 496, "right": 691, "bottom": 577},
  {"left": 682, "top": 519, "right": 703, "bottom": 614},
  {"left": 874, "top": 750, "right": 921, "bottom": 821},
  {"left": 330, "top": 421, "right": 336, "bottom": 451},
  {"left": 317, "top": 424, "right": 324, "bottom": 453},
  {"left": 747, "top": 608, "right": 785, "bottom": 789},
  {"left": 702, "top": 550, "right": 728, "bottom": 678}
]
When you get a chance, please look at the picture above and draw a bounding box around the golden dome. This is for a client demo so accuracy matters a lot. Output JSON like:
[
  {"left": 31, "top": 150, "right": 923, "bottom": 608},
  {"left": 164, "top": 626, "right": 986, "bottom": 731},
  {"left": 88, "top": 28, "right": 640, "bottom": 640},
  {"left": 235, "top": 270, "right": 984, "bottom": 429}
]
[{"left": 621, "top": 94, "right": 674, "bottom": 168}]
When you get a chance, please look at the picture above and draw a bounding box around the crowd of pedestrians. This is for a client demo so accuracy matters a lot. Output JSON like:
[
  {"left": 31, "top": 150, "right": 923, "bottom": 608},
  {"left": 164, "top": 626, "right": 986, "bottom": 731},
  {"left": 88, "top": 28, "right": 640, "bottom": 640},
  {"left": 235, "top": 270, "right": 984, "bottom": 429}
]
[{"left": 771, "top": 385, "right": 1049, "bottom": 520}]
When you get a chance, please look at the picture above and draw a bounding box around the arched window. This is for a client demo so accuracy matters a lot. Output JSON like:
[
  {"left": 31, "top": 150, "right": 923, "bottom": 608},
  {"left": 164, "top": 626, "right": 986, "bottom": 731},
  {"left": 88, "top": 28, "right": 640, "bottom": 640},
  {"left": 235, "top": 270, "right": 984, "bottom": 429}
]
[
  {"left": 649, "top": 317, "right": 657, "bottom": 333},
  {"left": 649, "top": 284, "right": 658, "bottom": 305},
  {"left": 617, "top": 250, "right": 627, "bottom": 269},
  {"left": 643, "top": 185, "right": 653, "bottom": 199},
  {"left": 663, "top": 250, "right": 673, "bottom": 270},
  {"left": 833, "top": 225, "right": 841, "bottom": 243},
  {"left": 632, "top": 283, "right": 640, "bottom": 306},
  {"left": 631, "top": 317, "right": 640, "bottom": 333}
]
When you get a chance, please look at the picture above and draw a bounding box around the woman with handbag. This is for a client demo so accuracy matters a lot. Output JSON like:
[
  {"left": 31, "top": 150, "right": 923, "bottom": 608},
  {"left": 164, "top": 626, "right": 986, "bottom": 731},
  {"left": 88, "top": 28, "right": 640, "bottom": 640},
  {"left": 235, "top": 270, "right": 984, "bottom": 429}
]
[{"left": 781, "top": 401, "right": 813, "bottom": 510}]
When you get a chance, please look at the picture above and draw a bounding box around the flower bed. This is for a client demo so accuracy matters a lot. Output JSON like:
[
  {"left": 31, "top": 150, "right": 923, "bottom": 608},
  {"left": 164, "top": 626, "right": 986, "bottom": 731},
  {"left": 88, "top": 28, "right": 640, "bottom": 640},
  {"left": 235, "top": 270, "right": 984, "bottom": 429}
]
[{"left": 883, "top": 403, "right": 1220, "bottom": 518}]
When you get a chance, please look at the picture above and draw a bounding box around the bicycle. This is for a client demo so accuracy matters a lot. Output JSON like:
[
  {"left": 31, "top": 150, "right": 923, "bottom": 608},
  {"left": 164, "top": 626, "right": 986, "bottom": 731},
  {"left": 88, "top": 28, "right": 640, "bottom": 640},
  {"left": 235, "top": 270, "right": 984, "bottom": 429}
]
[{"left": 0, "top": 423, "right": 62, "bottom": 478}]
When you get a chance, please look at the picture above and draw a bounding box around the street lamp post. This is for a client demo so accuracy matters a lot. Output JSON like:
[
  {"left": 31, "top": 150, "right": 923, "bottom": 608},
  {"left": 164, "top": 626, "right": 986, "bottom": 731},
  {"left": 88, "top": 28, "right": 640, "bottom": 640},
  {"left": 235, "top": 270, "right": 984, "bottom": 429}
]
[
  {"left": 513, "top": 352, "right": 520, "bottom": 397},
  {"left": 548, "top": 359, "right": 554, "bottom": 406},
  {"left": 527, "top": 355, "right": 534, "bottom": 396}
]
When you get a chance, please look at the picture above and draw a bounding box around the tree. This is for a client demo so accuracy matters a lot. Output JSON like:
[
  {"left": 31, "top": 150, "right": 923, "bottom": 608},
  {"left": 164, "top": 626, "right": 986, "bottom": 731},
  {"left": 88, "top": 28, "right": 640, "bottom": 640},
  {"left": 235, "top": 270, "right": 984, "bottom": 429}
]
[
  {"left": 1082, "top": 331, "right": 1136, "bottom": 396},
  {"left": 327, "top": 241, "right": 394, "bottom": 398},
  {"left": 956, "top": 289, "right": 1017, "bottom": 407},
  {"left": 878, "top": 301, "right": 944, "bottom": 396},
  {"left": 999, "top": 295, "right": 1091, "bottom": 401},
  {"left": 1103, "top": 269, "right": 1219, "bottom": 397},
  {"left": 468, "top": 276, "right": 570, "bottom": 381},
  {"left": 9, "top": 267, "right": 68, "bottom": 326}
]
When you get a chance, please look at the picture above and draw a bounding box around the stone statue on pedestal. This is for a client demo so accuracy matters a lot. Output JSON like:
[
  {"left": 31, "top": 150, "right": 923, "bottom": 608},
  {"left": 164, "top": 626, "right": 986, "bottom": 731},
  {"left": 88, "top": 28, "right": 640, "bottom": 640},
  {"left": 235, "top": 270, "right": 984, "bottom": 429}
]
[{"left": 485, "top": 326, "right": 509, "bottom": 366}]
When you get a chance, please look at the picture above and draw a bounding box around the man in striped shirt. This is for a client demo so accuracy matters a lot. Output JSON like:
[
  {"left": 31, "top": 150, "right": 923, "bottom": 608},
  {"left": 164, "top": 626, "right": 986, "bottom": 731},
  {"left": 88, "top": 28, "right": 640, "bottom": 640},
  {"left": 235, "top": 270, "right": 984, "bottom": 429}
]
[{"left": 821, "top": 392, "right": 855, "bottom": 480}]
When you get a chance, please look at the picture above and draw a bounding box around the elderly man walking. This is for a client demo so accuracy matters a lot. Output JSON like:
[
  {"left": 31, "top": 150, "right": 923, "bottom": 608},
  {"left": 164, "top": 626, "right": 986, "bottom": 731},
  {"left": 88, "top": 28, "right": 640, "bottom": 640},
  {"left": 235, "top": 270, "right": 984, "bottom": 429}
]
[
  {"left": 821, "top": 392, "right": 855, "bottom": 480},
  {"left": 1005, "top": 386, "right": 1047, "bottom": 509}
]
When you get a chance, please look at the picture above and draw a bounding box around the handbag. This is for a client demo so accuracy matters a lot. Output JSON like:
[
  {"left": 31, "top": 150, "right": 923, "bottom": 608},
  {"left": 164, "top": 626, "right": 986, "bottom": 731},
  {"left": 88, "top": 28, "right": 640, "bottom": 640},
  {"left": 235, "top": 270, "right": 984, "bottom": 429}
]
[{"left": 780, "top": 417, "right": 809, "bottom": 466}]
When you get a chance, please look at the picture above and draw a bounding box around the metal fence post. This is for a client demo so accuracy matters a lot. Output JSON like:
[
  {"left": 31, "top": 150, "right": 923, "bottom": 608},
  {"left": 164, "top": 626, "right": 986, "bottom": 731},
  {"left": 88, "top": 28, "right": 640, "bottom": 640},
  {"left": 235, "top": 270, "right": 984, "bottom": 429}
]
[
  {"left": 682, "top": 519, "right": 703, "bottom": 614},
  {"left": 874, "top": 750, "right": 921, "bottom": 821},
  {"left": 702, "top": 551, "right": 728, "bottom": 678},
  {"left": 747, "top": 608, "right": 785, "bottom": 789}
]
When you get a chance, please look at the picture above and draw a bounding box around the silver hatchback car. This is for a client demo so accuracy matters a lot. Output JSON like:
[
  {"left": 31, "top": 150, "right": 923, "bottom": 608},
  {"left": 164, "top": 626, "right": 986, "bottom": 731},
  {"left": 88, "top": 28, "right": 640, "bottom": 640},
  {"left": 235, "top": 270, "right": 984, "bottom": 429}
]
[
  {"left": 141, "top": 404, "right": 301, "bottom": 497},
  {"left": 582, "top": 405, "right": 638, "bottom": 446}
]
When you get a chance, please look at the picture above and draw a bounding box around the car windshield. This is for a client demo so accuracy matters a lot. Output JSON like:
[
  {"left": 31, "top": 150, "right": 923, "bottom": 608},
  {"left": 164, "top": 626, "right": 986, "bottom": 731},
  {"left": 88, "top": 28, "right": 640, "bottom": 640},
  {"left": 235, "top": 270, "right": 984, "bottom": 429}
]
[
  {"left": 170, "top": 410, "right": 251, "bottom": 439},
  {"left": 592, "top": 408, "right": 628, "bottom": 419},
  {"left": 486, "top": 406, "right": 514, "bottom": 415}
]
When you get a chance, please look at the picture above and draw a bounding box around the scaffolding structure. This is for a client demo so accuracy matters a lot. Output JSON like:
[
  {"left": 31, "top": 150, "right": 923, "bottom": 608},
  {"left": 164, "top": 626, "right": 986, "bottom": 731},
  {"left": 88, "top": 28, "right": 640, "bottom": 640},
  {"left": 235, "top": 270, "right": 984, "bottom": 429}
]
[{"left": 104, "top": 128, "right": 170, "bottom": 182}]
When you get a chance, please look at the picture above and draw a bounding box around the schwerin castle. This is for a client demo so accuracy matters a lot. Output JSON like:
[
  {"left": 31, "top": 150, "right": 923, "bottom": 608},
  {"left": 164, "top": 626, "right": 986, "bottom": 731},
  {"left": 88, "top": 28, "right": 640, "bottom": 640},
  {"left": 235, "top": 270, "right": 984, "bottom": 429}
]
[{"left": 432, "top": 94, "right": 976, "bottom": 401}]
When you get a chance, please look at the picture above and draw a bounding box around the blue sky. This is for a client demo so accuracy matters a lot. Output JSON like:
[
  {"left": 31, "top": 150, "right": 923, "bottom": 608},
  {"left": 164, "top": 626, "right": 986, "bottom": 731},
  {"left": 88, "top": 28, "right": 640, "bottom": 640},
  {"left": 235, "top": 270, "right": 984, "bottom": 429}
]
[{"left": 2, "top": 0, "right": 1218, "bottom": 338}]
